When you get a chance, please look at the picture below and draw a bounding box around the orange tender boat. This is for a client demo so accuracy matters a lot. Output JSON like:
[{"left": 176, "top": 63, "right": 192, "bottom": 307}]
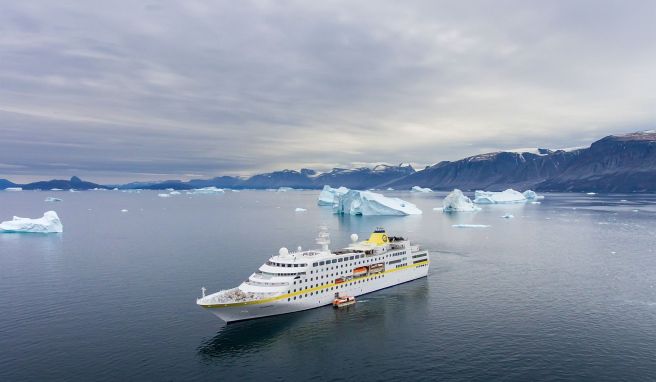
[{"left": 333, "top": 295, "right": 356, "bottom": 308}]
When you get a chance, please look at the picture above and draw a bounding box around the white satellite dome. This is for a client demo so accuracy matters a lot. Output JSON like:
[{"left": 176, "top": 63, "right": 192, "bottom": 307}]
[
  {"left": 350, "top": 233, "right": 359, "bottom": 242},
  {"left": 279, "top": 247, "right": 289, "bottom": 257}
]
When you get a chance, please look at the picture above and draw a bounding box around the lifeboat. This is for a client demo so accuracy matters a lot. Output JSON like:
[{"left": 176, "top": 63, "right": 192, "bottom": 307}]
[
  {"left": 333, "top": 295, "right": 356, "bottom": 308},
  {"left": 353, "top": 266, "right": 368, "bottom": 276}
]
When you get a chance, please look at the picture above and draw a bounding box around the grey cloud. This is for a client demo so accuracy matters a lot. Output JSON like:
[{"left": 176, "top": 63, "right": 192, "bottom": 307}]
[{"left": 1, "top": 0, "right": 656, "bottom": 182}]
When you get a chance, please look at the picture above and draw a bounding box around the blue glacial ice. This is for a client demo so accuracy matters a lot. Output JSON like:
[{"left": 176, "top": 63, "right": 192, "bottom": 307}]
[
  {"left": 317, "top": 185, "right": 349, "bottom": 206},
  {"left": 442, "top": 189, "right": 480, "bottom": 212},
  {"left": 333, "top": 190, "right": 422, "bottom": 216},
  {"left": 0, "top": 211, "right": 63, "bottom": 233}
]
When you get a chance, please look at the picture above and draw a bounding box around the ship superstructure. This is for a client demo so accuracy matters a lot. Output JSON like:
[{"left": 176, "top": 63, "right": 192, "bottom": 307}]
[{"left": 196, "top": 228, "right": 429, "bottom": 323}]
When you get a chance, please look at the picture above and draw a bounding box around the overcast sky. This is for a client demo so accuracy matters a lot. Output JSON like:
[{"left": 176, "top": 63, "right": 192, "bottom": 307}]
[{"left": 2, "top": 1, "right": 656, "bottom": 182}]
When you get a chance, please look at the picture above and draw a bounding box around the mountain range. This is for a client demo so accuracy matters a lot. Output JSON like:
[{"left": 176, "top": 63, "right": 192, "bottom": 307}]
[{"left": 2, "top": 131, "right": 656, "bottom": 192}]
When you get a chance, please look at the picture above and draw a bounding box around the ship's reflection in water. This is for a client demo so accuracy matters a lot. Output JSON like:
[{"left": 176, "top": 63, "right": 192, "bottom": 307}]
[{"left": 197, "top": 278, "right": 430, "bottom": 361}]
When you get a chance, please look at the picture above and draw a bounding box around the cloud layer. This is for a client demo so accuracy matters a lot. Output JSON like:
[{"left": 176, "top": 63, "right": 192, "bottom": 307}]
[{"left": 2, "top": 1, "right": 656, "bottom": 182}]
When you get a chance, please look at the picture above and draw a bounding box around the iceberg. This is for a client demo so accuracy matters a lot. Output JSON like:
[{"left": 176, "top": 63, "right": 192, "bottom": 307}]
[
  {"left": 5, "top": 187, "right": 22, "bottom": 191},
  {"left": 317, "top": 185, "right": 349, "bottom": 206},
  {"left": 452, "top": 224, "right": 490, "bottom": 228},
  {"left": 333, "top": 190, "right": 422, "bottom": 216},
  {"left": 474, "top": 189, "right": 527, "bottom": 204},
  {"left": 411, "top": 186, "right": 432, "bottom": 193},
  {"left": 44, "top": 197, "right": 62, "bottom": 202},
  {"left": 522, "top": 190, "right": 544, "bottom": 200},
  {"left": 442, "top": 189, "right": 480, "bottom": 212},
  {"left": 277, "top": 187, "right": 293, "bottom": 192},
  {"left": 294, "top": 207, "right": 307, "bottom": 212},
  {"left": 0, "top": 211, "right": 63, "bottom": 233},
  {"left": 121, "top": 209, "right": 128, "bottom": 212}
]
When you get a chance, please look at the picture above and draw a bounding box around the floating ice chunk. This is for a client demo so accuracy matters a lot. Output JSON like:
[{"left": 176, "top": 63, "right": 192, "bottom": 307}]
[
  {"left": 522, "top": 190, "right": 544, "bottom": 200},
  {"left": 295, "top": 207, "right": 307, "bottom": 212},
  {"left": 474, "top": 189, "right": 527, "bottom": 204},
  {"left": 632, "top": 209, "right": 639, "bottom": 212},
  {"left": 318, "top": 185, "right": 349, "bottom": 206},
  {"left": 333, "top": 190, "right": 422, "bottom": 216},
  {"left": 44, "top": 197, "right": 62, "bottom": 202},
  {"left": 190, "top": 187, "right": 225, "bottom": 194},
  {"left": 433, "top": 207, "right": 443, "bottom": 211},
  {"left": 231, "top": 189, "right": 240, "bottom": 192},
  {"left": 620, "top": 199, "right": 628, "bottom": 202},
  {"left": 69, "top": 189, "right": 78, "bottom": 192},
  {"left": 121, "top": 209, "right": 128, "bottom": 212},
  {"left": 5, "top": 187, "right": 22, "bottom": 191},
  {"left": 531, "top": 201, "right": 541, "bottom": 204},
  {"left": 0, "top": 211, "right": 63, "bottom": 233},
  {"left": 387, "top": 187, "right": 395, "bottom": 191},
  {"left": 158, "top": 193, "right": 171, "bottom": 198},
  {"left": 442, "top": 189, "right": 480, "bottom": 212},
  {"left": 277, "top": 187, "right": 293, "bottom": 192},
  {"left": 502, "top": 213, "right": 514, "bottom": 219},
  {"left": 586, "top": 192, "right": 597, "bottom": 195},
  {"left": 411, "top": 186, "right": 432, "bottom": 193},
  {"left": 169, "top": 191, "right": 181, "bottom": 195},
  {"left": 451, "top": 224, "right": 490, "bottom": 228},
  {"left": 50, "top": 188, "right": 63, "bottom": 191}
]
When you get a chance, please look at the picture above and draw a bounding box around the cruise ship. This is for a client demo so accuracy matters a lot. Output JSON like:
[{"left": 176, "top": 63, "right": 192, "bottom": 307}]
[{"left": 196, "top": 228, "right": 430, "bottom": 323}]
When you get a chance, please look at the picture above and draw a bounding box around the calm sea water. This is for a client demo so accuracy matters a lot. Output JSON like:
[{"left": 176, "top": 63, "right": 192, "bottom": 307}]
[{"left": 1, "top": 190, "right": 656, "bottom": 381}]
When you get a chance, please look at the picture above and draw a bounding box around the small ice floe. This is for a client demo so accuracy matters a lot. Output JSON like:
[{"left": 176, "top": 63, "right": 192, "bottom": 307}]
[
  {"left": 442, "top": 189, "right": 480, "bottom": 212},
  {"left": 121, "top": 209, "right": 128, "bottom": 212},
  {"left": 277, "top": 187, "right": 293, "bottom": 192},
  {"left": 386, "top": 187, "right": 395, "bottom": 191},
  {"left": 318, "top": 185, "right": 349, "bottom": 206},
  {"left": 632, "top": 209, "right": 639, "bottom": 212},
  {"left": 433, "top": 207, "right": 443, "bottom": 211},
  {"left": 158, "top": 193, "right": 172, "bottom": 198},
  {"left": 451, "top": 224, "right": 490, "bottom": 228},
  {"left": 169, "top": 190, "right": 181, "bottom": 195},
  {"left": 294, "top": 208, "right": 307, "bottom": 212},
  {"left": 620, "top": 199, "right": 628, "bottom": 202},
  {"left": 231, "top": 189, "right": 240, "bottom": 192},
  {"left": 611, "top": 251, "right": 617, "bottom": 254},
  {"left": 501, "top": 213, "right": 514, "bottom": 219},
  {"left": 411, "top": 186, "right": 432, "bottom": 193},
  {"left": 586, "top": 192, "right": 597, "bottom": 195},
  {"left": 51, "top": 188, "right": 63, "bottom": 191},
  {"left": 69, "top": 189, "right": 79, "bottom": 192},
  {"left": 333, "top": 190, "right": 422, "bottom": 216},
  {"left": 0, "top": 211, "right": 63, "bottom": 233},
  {"left": 5, "top": 187, "right": 22, "bottom": 191},
  {"left": 44, "top": 197, "right": 62, "bottom": 202},
  {"left": 166, "top": 188, "right": 174, "bottom": 191},
  {"left": 190, "top": 187, "right": 225, "bottom": 194},
  {"left": 522, "top": 190, "right": 544, "bottom": 200},
  {"left": 531, "top": 201, "right": 541, "bottom": 204}
]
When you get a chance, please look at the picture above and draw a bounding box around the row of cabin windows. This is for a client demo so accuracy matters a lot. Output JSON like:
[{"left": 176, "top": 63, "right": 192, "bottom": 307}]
[
  {"left": 413, "top": 259, "right": 428, "bottom": 264},
  {"left": 256, "top": 270, "right": 302, "bottom": 277},
  {"left": 388, "top": 258, "right": 407, "bottom": 265},
  {"left": 309, "top": 254, "right": 391, "bottom": 275},
  {"left": 395, "top": 263, "right": 408, "bottom": 269},
  {"left": 412, "top": 253, "right": 427, "bottom": 259},
  {"left": 266, "top": 261, "right": 306, "bottom": 268},
  {"left": 286, "top": 275, "right": 386, "bottom": 300}
]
